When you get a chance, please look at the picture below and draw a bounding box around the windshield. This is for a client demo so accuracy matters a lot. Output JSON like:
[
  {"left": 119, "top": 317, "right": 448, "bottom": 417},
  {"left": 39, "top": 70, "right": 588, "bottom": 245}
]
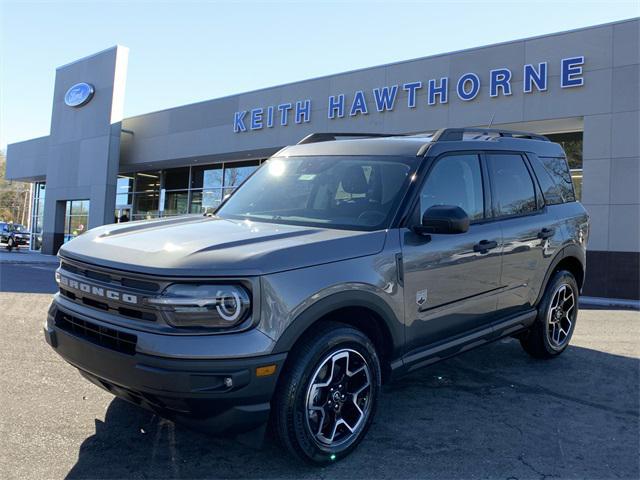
[{"left": 217, "top": 156, "right": 417, "bottom": 230}]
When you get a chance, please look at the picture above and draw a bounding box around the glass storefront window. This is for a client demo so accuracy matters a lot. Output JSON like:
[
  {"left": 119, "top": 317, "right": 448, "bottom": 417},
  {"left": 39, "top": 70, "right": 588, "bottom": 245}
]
[
  {"left": 224, "top": 161, "right": 258, "bottom": 189},
  {"left": 164, "top": 190, "right": 189, "bottom": 216},
  {"left": 69, "top": 199, "right": 90, "bottom": 216},
  {"left": 133, "top": 191, "right": 160, "bottom": 220},
  {"left": 64, "top": 199, "right": 90, "bottom": 243},
  {"left": 135, "top": 171, "right": 161, "bottom": 192},
  {"left": 164, "top": 167, "right": 190, "bottom": 190},
  {"left": 191, "top": 165, "right": 223, "bottom": 189},
  {"left": 190, "top": 189, "right": 223, "bottom": 214},
  {"left": 125, "top": 160, "right": 262, "bottom": 220},
  {"left": 205, "top": 189, "right": 223, "bottom": 211},
  {"left": 30, "top": 182, "right": 45, "bottom": 250},
  {"left": 116, "top": 175, "right": 134, "bottom": 206}
]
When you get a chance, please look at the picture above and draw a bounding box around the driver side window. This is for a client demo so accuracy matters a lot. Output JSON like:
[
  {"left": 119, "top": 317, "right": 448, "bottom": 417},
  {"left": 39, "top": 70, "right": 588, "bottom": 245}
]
[{"left": 419, "top": 154, "right": 485, "bottom": 222}]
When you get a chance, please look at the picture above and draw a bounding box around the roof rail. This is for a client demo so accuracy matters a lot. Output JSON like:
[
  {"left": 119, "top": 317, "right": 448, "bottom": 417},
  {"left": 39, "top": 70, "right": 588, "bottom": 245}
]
[
  {"left": 432, "top": 128, "right": 549, "bottom": 142},
  {"left": 296, "top": 132, "right": 403, "bottom": 145}
]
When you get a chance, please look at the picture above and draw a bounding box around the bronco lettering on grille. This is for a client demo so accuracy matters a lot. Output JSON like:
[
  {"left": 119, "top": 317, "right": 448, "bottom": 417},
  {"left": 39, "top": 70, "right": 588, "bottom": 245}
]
[{"left": 59, "top": 274, "right": 138, "bottom": 305}]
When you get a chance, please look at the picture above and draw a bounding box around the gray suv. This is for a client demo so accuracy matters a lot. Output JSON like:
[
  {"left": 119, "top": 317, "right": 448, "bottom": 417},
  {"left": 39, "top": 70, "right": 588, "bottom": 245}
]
[{"left": 45, "top": 128, "right": 589, "bottom": 464}]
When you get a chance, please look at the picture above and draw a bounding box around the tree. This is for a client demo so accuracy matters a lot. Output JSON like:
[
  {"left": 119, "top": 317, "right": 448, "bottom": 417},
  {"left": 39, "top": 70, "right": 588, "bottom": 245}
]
[{"left": 0, "top": 150, "right": 31, "bottom": 225}]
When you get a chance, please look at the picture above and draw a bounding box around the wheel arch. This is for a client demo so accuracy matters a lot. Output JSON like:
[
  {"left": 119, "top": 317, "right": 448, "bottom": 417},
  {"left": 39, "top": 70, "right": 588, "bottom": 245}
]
[
  {"left": 271, "top": 291, "right": 402, "bottom": 381},
  {"left": 536, "top": 244, "right": 586, "bottom": 306}
]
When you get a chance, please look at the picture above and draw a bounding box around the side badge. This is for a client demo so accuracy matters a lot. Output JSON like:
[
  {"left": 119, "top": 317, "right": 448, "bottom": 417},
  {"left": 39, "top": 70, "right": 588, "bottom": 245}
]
[{"left": 416, "top": 289, "right": 428, "bottom": 307}]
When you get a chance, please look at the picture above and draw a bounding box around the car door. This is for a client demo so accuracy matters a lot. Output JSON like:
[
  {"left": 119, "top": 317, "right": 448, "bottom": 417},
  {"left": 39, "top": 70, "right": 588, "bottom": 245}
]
[
  {"left": 486, "top": 152, "right": 562, "bottom": 318},
  {"left": 401, "top": 152, "right": 502, "bottom": 354}
]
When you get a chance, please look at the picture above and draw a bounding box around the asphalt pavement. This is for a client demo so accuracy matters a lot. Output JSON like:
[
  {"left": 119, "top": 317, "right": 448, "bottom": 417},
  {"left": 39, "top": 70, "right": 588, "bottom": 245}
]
[
  {"left": 0, "top": 262, "right": 58, "bottom": 293},
  {"left": 0, "top": 263, "right": 638, "bottom": 479}
]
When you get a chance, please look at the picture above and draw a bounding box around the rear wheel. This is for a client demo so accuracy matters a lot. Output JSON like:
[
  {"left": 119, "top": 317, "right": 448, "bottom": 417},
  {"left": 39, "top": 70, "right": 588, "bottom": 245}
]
[
  {"left": 272, "top": 322, "right": 381, "bottom": 464},
  {"left": 520, "top": 270, "right": 579, "bottom": 358}
]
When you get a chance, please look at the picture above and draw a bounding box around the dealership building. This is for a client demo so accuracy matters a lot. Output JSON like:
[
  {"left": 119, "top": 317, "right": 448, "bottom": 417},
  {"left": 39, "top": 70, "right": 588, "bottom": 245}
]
[{"left": 5, "top": 18, "right": 639, "bottom": 300}]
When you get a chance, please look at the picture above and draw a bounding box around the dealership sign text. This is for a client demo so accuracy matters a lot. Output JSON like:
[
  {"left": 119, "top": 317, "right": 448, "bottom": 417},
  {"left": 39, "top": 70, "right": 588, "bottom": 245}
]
[{"left": 233, "top": 56, "right": 585, "bottom": 133}]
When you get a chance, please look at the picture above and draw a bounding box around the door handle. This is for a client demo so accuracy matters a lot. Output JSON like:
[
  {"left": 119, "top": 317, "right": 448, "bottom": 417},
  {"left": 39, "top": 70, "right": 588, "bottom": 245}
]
[
  {"left": 537, "top": 227, "right": 556, "bottom": 239},
  {"left": 473, "top": 239, "right": 498, "bottom": 253}
]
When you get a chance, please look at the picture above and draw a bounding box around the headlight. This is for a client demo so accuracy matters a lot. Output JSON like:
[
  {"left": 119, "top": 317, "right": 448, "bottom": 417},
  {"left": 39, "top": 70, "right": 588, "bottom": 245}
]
[{"left": 147, "top": 284, "right": 251, "bottom": 328}]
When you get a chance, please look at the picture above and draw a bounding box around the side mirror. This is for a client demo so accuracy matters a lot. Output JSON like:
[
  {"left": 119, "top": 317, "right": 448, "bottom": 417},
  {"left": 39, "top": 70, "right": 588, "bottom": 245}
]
[{"left": 413, "top": 205, "right": 470, "bottom": 235}]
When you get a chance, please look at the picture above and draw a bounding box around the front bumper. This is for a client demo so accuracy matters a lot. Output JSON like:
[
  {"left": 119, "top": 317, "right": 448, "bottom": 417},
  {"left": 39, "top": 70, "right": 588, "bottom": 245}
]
[{"left": 44, "top": 301, "right": 286, "bottom": 434}]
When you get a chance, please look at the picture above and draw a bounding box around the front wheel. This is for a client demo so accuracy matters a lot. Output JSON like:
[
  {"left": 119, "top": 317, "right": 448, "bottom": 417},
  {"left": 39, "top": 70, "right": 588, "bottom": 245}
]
[
  {"left": 272, "top": 322, "right": 381, "bottom": 465},
  {"left": 520, "top": 270, "right": 579, "bottom": 359},
  {"left": 6, "top": 238, "right": 14, "bottom": 251}
]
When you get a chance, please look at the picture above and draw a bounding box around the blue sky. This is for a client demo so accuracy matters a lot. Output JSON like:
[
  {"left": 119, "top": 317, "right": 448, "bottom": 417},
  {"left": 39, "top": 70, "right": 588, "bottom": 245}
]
[{"left": 1, "top": 0, "right": 638, "bottom": 149}]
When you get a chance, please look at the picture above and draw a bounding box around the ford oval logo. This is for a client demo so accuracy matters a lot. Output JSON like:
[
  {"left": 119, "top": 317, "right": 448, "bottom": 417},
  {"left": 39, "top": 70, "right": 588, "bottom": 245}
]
[{"left": 64, "top": 82, "right": 95, "bottom": 107}]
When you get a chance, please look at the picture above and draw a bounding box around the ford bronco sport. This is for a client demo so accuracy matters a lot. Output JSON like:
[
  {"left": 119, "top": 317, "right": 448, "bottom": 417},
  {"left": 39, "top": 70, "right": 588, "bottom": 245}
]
[{"left": 45, "top": 128, "right": 589, "bottom": 464}]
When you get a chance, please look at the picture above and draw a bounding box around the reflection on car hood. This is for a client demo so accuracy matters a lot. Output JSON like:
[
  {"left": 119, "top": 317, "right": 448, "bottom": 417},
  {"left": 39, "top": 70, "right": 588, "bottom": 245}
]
[{"left": 58, "top": 215, "right": 387, "bottom": 276}]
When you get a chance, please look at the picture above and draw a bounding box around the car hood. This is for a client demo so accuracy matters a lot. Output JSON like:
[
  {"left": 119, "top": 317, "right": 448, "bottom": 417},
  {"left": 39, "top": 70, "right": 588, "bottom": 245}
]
[{"left": 58, "top": 215, "right": 387, "bottom": 277}]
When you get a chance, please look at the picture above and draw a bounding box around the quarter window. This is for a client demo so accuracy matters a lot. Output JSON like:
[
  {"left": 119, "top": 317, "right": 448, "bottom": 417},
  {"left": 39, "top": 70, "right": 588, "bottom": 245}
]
[
  {"left": 536, "top": 156, "right": 576, "bottom": 204},
  {"left": 419, "top": 154, "right": 485, "bottom": 221},
  {"left": 488, "top": 154, "right": 537, "bottom": 217}
]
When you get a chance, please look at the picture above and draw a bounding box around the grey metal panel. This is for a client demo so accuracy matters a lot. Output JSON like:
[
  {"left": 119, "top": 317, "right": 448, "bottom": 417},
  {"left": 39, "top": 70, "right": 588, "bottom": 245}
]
[
  {"left": 41, "top": 46, "right": 129, "bottom": 254},
  {"left": 609, "top": 205, "right": 640, "bottom": 251},
  {"left": 610, "top": 157, "right": 640, "bottom": 205},
  {"left": 583, "top": 204, "right": 609, "bottom": 251},
  {"left": 5, "top": 136, "right": 49, "bottom": 181},
  {"left": 613, "top": 19, "right": 640, "bottom": 68},
  {"left": 582, "top": 114, "right": 612, "bottom": 160},
  {"left": 582, "top": 159, "right": 611, "bottom": 205},
  {"left": 524, "top": 24, "right": 613, "bottom": 72},
  {"left": 611, "top": 111, "right": 640, "bottom": 158},
  {"left": 612, "top": 64, "right": 639, "bottom": 114},
  {"left": 448, "top": 84, "right": 525, "bottom": 127},
  {"left": 450, "top": 40, "right": 525, "bottom": 82},
  {"left": 523, "top": 68, "right": 613, "bottom": 119}
]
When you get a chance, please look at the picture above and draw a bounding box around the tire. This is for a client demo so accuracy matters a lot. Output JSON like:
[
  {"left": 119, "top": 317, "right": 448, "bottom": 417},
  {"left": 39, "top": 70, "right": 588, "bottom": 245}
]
[
  {"left": 272, "top": 322, "right": 381, "bottom": 465},
  {"left": 6, "top": 238, "right": 14, "bottom": 251},
  {"left": 520, "top": 270, "right": 579, "bottom": 359}
]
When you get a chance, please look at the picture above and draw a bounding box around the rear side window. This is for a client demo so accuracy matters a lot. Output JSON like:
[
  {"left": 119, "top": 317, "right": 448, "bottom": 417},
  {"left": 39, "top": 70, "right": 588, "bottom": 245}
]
[
  {"left": 487, "top": 154, "right": 538, "bottom": 217},
  {"left": 530, "top": 156, "right": 576, "bottom": 204}
]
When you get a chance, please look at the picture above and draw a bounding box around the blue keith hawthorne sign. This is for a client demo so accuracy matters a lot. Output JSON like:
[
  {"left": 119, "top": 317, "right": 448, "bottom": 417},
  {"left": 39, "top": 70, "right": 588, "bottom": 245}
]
[{"left": 233, "top": 56, "right": 585, "bottom": 133}]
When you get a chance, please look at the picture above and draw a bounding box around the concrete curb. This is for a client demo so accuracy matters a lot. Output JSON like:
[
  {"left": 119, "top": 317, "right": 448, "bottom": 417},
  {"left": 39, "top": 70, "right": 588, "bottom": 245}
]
[{"left": 580, "top": 296, "right": 640, "bottom": 310}]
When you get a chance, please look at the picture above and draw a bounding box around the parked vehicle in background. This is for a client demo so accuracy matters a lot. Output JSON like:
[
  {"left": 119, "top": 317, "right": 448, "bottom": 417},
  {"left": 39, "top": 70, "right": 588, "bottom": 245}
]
[
  {"left": 44, "top": 128, "right": 589, "bottom": 464},
  {"left": 1, "top": 222, "right": 29, "bottom": 251}
]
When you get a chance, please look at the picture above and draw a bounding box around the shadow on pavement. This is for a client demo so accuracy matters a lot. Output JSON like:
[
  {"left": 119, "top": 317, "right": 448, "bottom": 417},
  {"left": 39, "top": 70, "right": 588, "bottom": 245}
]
[{"left": 65, "top": 340, "right": 639, "bottom": 479}]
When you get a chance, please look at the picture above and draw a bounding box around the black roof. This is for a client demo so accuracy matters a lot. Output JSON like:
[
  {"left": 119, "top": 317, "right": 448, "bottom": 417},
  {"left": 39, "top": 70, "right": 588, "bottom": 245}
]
[{"left": 277, "top": 128, "right": 566, "bottom": 158}]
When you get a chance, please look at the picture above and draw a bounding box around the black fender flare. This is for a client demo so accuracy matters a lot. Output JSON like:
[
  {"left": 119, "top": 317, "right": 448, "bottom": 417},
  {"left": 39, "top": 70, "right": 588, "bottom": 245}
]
[
  {"left": 534, "top": 243, "right": 586, "bottom": 306},
  {"left": 271, "top": 290, "right": 402, "bottom": 357}
]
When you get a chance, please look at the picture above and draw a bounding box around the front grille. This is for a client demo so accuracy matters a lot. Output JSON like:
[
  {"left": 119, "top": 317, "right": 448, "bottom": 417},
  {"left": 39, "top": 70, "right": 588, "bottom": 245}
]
[
  {"left": 58, "top": 260, "right": 160, "bottom": 322},
  {"left": 56, "top": 312, "right": 137, "bottom": 355},
  {"left": 59, "top": 285, "right": 157, "bottom": 321},
  {"left": 60, "top": 262, "right": 161, "bottom": 293}
]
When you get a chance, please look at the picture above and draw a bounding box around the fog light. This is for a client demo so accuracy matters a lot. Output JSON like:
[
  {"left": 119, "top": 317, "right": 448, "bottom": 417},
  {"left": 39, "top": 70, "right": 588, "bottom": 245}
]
[{"left": 224, "top": 377, "right": 233, "bottom": 388}]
